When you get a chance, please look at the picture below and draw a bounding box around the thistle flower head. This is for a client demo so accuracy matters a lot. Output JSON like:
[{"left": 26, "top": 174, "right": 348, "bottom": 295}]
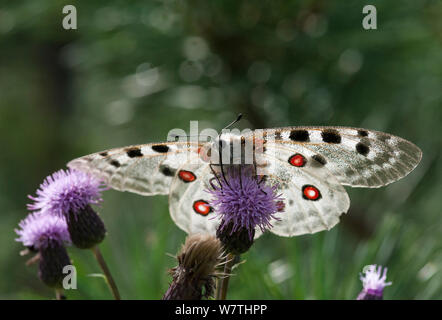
[
  {"left": 27, "top": 169, "right": 107, "bottom": 218},
  {"left": 175, "top": 234, "right": 224, "bottom": 281},
  {"left": 15, "top": 212, "right": 71, "bottom": 250},
  {"left": 163, "top": 234, "right": 225, "bottom": 300},
  {"left": 357, "top": 264, "right": 392, "bottom": 300},
  {"left": 208, "top": 165, "right": 283, "bottom": 240}
]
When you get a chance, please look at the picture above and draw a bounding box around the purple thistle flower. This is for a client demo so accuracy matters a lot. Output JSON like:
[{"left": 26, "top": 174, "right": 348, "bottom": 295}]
[
  {"left": 15, "top": 212, "right": 71, "bottom": 250},
  {"left": 207, "top": 165, "right": 283, "bottom": 254},
  {"left": 27, "top": 169, "right": 106, "bottom": 219},
  {"left": 357, "top": 265, "right": 392, "bottom": 300},
  {"left": 16, "top": 212, "right": 72, "bottom": 288},
  {"left": 208, "top": 165, "right": 283, "bottom": 239},
  {"left": 28, "top": 168, "right": 108, "bottom": 249}
]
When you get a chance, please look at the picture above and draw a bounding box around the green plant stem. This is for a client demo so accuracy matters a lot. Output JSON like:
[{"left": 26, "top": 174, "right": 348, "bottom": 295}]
[
  {"left": 91, "top": 245, "right": 121, "bottom": 300},
  {"left": 217, "top": 253, "right": 236, "bottom": 300},
  {"left": 55, "top": 289, "right": 65, "bottom": 300}
]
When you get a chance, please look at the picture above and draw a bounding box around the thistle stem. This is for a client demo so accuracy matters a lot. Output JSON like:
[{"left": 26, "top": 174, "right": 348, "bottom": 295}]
[
  {"left": 216, "top": 253, "right": 236, "bottom": 300},
  {"left": 55, "top": 289, "right": 65, "bottom": 300},
  {"left": 91, "top": 246, "right": 121, "bottom": 300}
]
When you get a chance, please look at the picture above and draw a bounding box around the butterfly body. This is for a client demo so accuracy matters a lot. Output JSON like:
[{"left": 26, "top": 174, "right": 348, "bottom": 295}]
[{"left": 68, "top": 126, "right": 422, "bottom": 237}]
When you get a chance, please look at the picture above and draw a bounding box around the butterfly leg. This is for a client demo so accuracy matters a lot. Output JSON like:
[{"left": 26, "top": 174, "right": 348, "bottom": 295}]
[
  {"left": 217, "top": 140, "right": 232, "bottom": 188},
  {"left": 252, "top": 161, "right": 267, "bottom": 194},
  {"left": 209, "top": 177, "right": 221, "bottom": 190},
  {"left": 239, "top": 164, "right": 243, "bottom": 188},
  {"left": 257, "top": 175, "right": 268, "bottom": 195},
  {"left": 209, "top": 164, "right": 223, "bottom": 190}
]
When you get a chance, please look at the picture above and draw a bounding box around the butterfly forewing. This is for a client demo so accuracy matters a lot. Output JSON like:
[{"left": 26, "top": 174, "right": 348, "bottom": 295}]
[
  {"left": 250, "top": 126, "right": 422, "bottom": 188},
  {"left": 67, "top": 141, "right": 204, "bottom": 196}
]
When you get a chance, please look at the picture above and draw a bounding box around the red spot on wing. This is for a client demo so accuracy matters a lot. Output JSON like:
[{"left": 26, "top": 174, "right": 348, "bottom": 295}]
[
  {"left": 253, "top": 137, "right": 265, "bottom": 153},
  {"left": 276, "top": 200, "right": 285, "bottom": 212},
  {"left": 288, "top": 154, "right": 306, "bottom": 167},
  {"left": 302, "top": 185, "right": 321, "bottom": 201},
  {"left": 178, "top": 170, "right": 196, "bottom": 183},
  {"left": 193, "top": 200, "right": 212, "bottom": 216},
  {"left": 198, "top": 146, "right": 211, "bottom": 162}
]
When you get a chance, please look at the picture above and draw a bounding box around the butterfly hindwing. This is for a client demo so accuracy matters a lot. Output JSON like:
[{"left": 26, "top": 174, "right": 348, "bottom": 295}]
[
  {"left": 168, "top": 160, "right": 265, "bottom": 237},
  {"left": 67, "top": 142, "right": 203, "bottom": 196},
  {"left": 258, "top": 145, "right": 350, "bottom": 236},
  {"left": 168, "top": 160, "right": 220, "bottom": 235}
]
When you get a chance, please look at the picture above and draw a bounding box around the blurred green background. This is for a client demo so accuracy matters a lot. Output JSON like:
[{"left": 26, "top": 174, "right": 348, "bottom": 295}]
[{"left": 0, "top": 0, "right": 441, "bottom": 299}]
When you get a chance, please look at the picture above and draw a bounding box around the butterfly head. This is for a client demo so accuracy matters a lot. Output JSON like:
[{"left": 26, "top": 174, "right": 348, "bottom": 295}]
[{"left": 209, "top": 132, "right": 250, "bottom": 166}]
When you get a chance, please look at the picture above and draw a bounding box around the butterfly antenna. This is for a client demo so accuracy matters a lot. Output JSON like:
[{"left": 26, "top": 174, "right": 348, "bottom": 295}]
[
  {"left": 218, "top": 139, "right": 231, "bottom": 189},
  {"left": 223, "top": 113, "right": 243, "bottom": 131},
  {"left": 172, "top": 134, "right": 203, "bottom": 142},
  {"left": 217, "top": 114, "right": 243, "bottom": 188}
]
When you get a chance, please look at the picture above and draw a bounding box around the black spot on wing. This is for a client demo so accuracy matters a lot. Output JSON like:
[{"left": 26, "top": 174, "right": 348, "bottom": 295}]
[
  {"left": 126, "top": 147, "right": 143, "bottom": 158},
  {"left": 289, "top": 129, "right": 310, "bottom": 142},
  {"left": 110, "top": 160, "right": 120, "bottom": 168},
  {"left": 311, "top": 154, "right": 327, "bottom": 166},
  {"left": 321, "top": 129, "right": 341, "bottom": 144},
  {"left": 356, "top": 142, "right": 370, "bottom": 156},
  {"left": 99, "top": 152, "right": 108, "bottom": 157},
  {"left": 357, "top": 130, "right": 368, "bottom": 137},
  {"left": 159, "top": 165, "right": 176, "bottom": 177},
  {"left": 151, "top": 145, "right": 170, "bottom": 153},
  {"left": 377, "top": 134, "right": 392, "bottom": 143}
]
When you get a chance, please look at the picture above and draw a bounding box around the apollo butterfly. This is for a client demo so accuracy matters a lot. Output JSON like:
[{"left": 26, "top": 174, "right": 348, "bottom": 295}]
[{"left": 67, "top": 125, "right": 422, "bottom": 237}]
